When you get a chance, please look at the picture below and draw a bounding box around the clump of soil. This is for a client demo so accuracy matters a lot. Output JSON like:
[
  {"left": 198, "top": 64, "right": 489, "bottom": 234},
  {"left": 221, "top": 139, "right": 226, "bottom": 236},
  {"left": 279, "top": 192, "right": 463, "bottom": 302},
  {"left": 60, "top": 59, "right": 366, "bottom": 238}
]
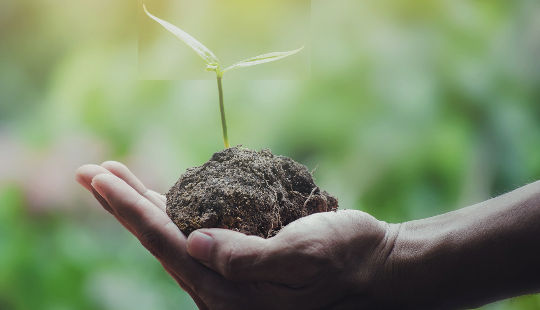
[{"left": 166, "top": 147, "right": 338, "bottom": 238}]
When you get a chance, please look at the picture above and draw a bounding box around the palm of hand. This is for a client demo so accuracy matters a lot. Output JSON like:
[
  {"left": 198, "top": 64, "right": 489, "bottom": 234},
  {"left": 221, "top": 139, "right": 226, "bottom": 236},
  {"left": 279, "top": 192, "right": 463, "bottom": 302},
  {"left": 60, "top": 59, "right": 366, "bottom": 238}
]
[{"left": 76, "top": 162, "right": 395, "bottom": 310}]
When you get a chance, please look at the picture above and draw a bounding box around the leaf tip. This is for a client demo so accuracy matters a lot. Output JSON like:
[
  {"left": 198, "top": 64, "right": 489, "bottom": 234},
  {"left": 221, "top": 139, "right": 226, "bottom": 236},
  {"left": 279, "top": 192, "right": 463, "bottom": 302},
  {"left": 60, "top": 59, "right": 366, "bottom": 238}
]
[{"left": 142, "top": 2, "right": 155, "bottom": 20}]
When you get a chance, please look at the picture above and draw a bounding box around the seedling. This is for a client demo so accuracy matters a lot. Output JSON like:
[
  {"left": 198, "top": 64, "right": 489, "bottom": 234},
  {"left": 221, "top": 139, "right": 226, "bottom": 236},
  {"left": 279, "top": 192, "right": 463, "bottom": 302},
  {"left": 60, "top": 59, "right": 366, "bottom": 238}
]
[{"left": 143, "top": 4, "right": 303, "bottom": 148}]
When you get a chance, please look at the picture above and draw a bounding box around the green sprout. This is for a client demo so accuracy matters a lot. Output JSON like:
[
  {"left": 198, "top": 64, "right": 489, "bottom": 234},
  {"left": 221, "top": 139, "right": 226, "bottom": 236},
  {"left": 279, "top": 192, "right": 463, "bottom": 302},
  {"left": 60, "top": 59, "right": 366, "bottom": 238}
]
[{"left": 143, "top": 4, "right": 303, "bottom": 148}]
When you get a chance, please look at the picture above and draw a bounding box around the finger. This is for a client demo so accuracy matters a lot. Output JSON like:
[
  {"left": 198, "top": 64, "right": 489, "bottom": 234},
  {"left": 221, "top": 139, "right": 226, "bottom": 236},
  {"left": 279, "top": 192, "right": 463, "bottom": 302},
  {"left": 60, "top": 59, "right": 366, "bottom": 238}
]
[
  {"left": 78, "top": 166, "right": 219, "bottom": 306},
  {"left": 149, "top": 189, "right": 166, "bottom": 203},
  {"left": 75, "top": 164, "right": 113, "bottom": 191},
  {"left": 186, "top": 228, "right": 318, "bottom": 284},
  {"left": 76, "top": 164, "right": 123, "bottom": 216},
  {"left": 76, "top": 163, "right": 165, "bottom": 208},
  {"left": 78, "top": 167, "right": 207, "bottom": 305},
  {"left": 91, "top": 173, "right": 187, "bottom": 260},
  {"left": 76, "top": 165, "right": 142, "bottom": 236},
  {"left": 90, "top": 187, "right": 114, "bottom": 214},
  {"left": 147, "top": 189, "right": 167, "bottom": 210},
  {"left": 91, "top": 173, "right": 236, "bottom": 299},
  {"left": 101, "top": 161, "right": 166, "bottom": 211}
]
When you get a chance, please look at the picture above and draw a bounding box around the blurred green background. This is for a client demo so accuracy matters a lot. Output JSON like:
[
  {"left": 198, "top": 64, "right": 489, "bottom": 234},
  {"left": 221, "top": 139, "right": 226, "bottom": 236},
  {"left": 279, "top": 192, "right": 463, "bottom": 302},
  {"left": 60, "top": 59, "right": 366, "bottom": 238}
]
[{"left": 1, "top": 0, "right": 540, "bottom": 309}]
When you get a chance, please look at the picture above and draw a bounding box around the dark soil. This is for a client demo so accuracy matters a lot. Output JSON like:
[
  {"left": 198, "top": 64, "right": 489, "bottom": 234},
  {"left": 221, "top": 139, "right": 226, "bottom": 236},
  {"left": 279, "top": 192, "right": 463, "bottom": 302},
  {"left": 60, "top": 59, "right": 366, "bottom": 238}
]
[{"left": 166, "top": 147, "right": 338, "bottom": 238}]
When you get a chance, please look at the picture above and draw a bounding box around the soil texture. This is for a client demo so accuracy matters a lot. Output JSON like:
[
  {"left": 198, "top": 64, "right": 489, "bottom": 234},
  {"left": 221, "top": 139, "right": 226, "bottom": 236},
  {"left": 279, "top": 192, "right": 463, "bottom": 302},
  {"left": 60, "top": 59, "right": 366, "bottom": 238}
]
[{"left": 166, "top": 147, "right": 338, "bottom": 238}]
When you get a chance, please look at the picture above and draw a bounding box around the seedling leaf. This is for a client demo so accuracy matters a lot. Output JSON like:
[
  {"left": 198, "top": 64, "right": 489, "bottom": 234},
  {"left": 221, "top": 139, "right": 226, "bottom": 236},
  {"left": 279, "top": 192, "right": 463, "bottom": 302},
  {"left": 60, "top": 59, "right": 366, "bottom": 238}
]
[
  {"left": 143, "top": 4, "right": 220, "bottom": 66},
  {"left": 223, "top": 47, "right": 304, "bottom": 73},
  {"left": 142, "top": 4, "right": 305, "bottom": 149}
]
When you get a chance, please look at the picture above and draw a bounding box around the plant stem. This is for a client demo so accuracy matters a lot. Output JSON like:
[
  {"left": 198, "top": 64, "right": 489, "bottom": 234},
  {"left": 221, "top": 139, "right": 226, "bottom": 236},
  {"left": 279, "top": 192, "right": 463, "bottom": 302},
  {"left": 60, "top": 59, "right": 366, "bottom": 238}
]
[{"left": 216, "top": 73, "right": 229, "bottom": 148}]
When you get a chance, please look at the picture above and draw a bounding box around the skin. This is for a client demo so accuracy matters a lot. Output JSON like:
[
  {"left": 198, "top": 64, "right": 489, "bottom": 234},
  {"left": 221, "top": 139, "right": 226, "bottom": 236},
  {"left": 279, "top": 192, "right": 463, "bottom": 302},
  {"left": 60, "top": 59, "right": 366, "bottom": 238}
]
[{"left": 76, "top": 162, "right": 540, "bottom": 309}]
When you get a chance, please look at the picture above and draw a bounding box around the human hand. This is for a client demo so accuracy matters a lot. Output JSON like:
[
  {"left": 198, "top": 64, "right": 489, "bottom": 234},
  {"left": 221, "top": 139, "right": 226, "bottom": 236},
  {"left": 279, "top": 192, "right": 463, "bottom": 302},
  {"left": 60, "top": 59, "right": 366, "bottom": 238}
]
[
  {"left": 76, "top": 161, "right": 237, "bottom": 309},
  {"left": 76, "top": 161, "right": 400, "bottom": 309},
  {"left": 185, "top": 209, "right": 400, "bottom": 309}
]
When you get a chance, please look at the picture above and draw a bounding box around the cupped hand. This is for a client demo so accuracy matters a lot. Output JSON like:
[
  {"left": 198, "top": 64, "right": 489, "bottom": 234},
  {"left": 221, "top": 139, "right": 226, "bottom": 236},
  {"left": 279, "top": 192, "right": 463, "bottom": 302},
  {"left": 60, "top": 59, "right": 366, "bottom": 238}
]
[
  {"left": 76, "top": 162, "right": 400, "bottom": 309},
  {"left": 186, "top": 209, "right": 400, "bottom": 309},
  {"left": 76, "top": 162, "right": 235, "bottom": 310}
]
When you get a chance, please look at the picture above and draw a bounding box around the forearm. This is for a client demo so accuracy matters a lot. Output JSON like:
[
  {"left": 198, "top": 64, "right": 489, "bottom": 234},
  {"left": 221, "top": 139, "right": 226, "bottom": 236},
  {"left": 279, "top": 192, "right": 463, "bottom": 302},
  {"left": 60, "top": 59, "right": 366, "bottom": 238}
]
[{"left": 389, "top": 180, "right": 540, "bottom": 309}]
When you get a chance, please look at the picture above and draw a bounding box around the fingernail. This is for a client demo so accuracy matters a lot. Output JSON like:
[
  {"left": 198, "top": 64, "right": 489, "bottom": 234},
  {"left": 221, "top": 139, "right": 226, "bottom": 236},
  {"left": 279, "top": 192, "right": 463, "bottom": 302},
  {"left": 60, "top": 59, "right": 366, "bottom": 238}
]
[{"left": 187, "top": 231, "right": 214, "bottom": 262}]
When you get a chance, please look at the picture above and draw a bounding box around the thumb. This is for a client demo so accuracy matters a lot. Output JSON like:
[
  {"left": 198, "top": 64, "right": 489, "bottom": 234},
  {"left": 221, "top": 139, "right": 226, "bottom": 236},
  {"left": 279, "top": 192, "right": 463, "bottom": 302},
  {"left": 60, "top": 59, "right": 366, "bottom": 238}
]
[{"left": 187, "top": 228, "right": 283, "bottom": 282}]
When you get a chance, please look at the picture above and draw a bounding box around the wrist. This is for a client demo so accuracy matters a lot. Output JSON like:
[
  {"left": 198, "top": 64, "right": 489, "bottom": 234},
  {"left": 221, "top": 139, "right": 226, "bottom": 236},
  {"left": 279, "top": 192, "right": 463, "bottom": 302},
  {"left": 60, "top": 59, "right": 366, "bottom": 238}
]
[
  {"left": 364, "top": 222, "right": 405, "bottom": 309},
  {"left": 336, "top": 213, "right": 403, "bottom": 308},
  {"left": 387, "top": 218, "right": 457, "bottom": 309},
  {"left": 387, "top": 181, "right": 540, "bottom": 309}
]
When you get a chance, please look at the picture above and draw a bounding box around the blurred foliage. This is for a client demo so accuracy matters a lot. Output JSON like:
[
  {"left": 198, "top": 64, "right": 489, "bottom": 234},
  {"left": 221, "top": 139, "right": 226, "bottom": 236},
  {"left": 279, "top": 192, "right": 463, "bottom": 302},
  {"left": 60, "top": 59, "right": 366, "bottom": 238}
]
[{"left": 0, "top": 0, "right": 539, "bottom": 309}]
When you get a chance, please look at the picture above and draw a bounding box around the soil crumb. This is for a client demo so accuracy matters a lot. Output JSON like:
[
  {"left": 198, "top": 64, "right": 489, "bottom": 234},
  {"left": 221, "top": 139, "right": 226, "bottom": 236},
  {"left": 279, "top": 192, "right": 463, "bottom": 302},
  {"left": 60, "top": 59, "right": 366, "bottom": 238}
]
[{"left": 166, "top": 147, "right": 338, "bottom": 238}]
